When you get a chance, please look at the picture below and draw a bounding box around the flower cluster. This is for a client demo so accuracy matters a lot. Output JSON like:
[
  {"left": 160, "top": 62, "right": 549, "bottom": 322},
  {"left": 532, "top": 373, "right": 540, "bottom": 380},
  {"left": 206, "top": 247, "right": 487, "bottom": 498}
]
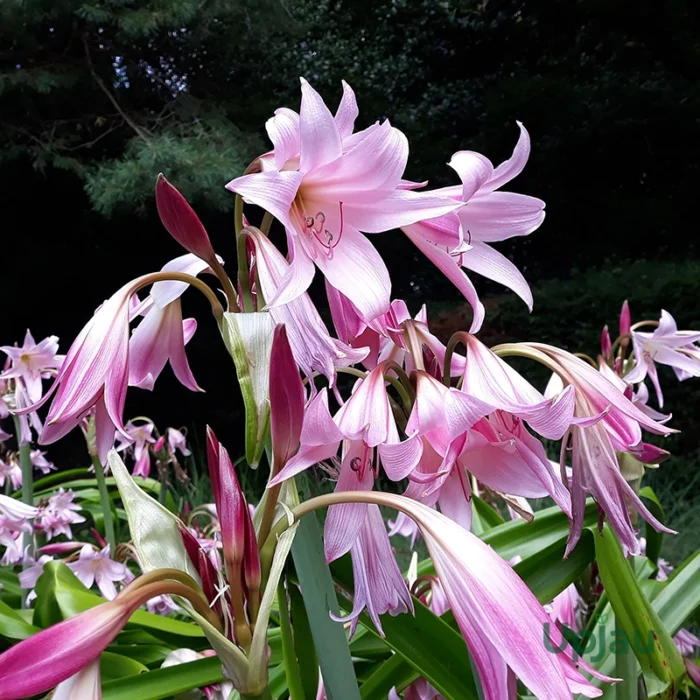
[{"left": 0, "top": 78, "right": 698, "bottom": 700}]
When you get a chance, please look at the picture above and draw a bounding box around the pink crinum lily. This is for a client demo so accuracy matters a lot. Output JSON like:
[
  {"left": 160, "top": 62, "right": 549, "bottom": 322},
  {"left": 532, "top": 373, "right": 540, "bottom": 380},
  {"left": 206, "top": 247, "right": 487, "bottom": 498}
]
[
  {"left": 402, "top": 123, "right": 545, "bottom": 332},
  {"left": 0, "top": 330, "right": 63, "bottom": 403},
  {"left": 226, "top": 79, "right": 460, "bottom": 321},
  {"left": 625, "top": 309, "right": 700, "bottom": 407}
]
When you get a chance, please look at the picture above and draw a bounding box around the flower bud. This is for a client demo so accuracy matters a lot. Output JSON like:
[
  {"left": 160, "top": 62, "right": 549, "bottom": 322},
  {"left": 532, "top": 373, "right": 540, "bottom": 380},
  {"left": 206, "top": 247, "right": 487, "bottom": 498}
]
[{"left": 155, "top": 174, "right": 217, "bottom": 264}]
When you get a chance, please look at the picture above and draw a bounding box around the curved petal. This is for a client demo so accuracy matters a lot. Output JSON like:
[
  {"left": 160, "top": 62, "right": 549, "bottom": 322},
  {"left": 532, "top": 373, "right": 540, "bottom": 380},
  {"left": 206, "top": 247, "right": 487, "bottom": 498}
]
[
  {"left": 378, "top": 434, "right": 423, "bottom": 481},
  {"left": 404, "top": 228, "right": 485, "bottom": 332},
  {"left": 306, "top": 121, "right": 408, "bottom": 201},
  {"left": 313, "top": 226, "right": 391, "bottom": 322},
  {"left": 448, "top": 151, "right": 494, "bottom": 201},
  {"left": 266, "top": 107, "right": 300, "bottom": 170},
  {"left": 460, "top": 242, "right": 533, "bottom": 310},
  {"left": 483, "top": 122, "right": 531, "bottom": 193},
  {"left": 225, "top": 170, "right": 304, "bottom": 230},
  {"left": 458, "top": 192, "right": 545, "bottom": 243},
  {"left": 299, "top": 78, "right": 343, "bottom": 172},
  {"left": 263, "top": 235, "right": 316, "bottom": 308},
  {"left": 335, "top": 80, "right": 359, "bottom": 139},
  {"left": 345, "top": 189, "right": 461, "bottom": 233}
]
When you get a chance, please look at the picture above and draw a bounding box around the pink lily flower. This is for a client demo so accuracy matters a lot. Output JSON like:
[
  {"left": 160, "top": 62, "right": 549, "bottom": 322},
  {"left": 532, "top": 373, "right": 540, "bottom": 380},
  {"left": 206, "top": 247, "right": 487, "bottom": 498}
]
[
  {"left": 246, "top": 227, "right": 368, "bottom": 382},
  {"left": 116, "top": 420, "right": 156, "bottom": 478},
  {"left": 402, "top": 124, "right": 545, "bottom": 332},
  {"left": 33, "top": 281, "right": 134, "bottom": 462},
  {"left": 19, "top": 553, "right": 54, "bottom": 604},
  {"left": 30, "top": 448, "right": 54, "bottom": 474},
  {"left": 457, "top": 411, "right": 572, "bottom": 517},
  {"left": 36, "top": 488, "right": 86, "bottom": 540},
  {"left": 674, "top": 629, "right": 700, "bottom": 656},
  {"left": 0, "top": 329, "right": 63, "bottom": 403},
  {"left": 0, "top": 457, "right": 22, "bottom": 490},
  {"left": 12, "top": 378, "right": 44, "bottom": 446},
  {"left": 226, "top": 79, "right": 460, "bottom": 321},
  {"left": 68, "top": 544, "right": 128, "bottom": 600},
  {"left": 330, "top": 504, "right": 413, "bottom": 637},
  {"left": 407, "top": 500, "right": 612, "bottom": 699},
  {"left": 625, "top": 310, "right": 700, "bottom": 406},
  {"left": 167, "top": 427, "right": 191, "bottom": 457},
  {"left": 460, "top": 334, "right": 576, "bottom": 440},
  {"left": 344, "top": 493, "right": 614, "bottom": 699},
  {"left": 546, "top": 583, "right": 581, "bottom": 632},
  {"left": 128, "top": 294, "right": 201, "bottom": 392}
]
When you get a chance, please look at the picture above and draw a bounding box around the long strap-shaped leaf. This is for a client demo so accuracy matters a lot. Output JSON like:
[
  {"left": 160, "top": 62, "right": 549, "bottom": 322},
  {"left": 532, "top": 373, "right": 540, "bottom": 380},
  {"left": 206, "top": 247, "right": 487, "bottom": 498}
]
[
  {"left": 594, "top": 524, "right": 686, "bottom": 699},
  {"left": 291, "top": 512, "right": 361, "bottom": 700}
]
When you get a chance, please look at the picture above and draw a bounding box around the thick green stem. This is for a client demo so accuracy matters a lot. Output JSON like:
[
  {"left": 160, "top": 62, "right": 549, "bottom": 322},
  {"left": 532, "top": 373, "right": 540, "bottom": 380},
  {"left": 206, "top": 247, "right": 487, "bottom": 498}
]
[
  {"left": 13, "top": 416, "right": 34, "bottom": 567},
  {"left": 92, "top": 454, "right": 117, "bottom": 556},
  {"left": 277, "top": 576, "right": 306, "bottom": 700}
]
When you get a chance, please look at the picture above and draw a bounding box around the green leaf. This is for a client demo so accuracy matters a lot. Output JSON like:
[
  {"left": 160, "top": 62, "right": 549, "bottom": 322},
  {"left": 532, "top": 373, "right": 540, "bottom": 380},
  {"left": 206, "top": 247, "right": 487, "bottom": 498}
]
[
  {"left": 331, "top": 556, "right": 478, "bottom": 700},
  {"left": 639, "top": 487, "right": 665, "bottom": 567},
  {"left": 513, "top": 529, "right": 595, "bottom": 604},
  {"left": 594, "top": 524, "right": 685, "bottom": 698},
  {"left": 471, "top": 495, "right": 505, "bottom": 535},
  {"left": 0, "top": 568, "right": 22, "bottom": 608},
  {"left": 291, "top": 511, "right": 361, "bottom": 700},
  {"left": 481, "top": 498, "right": 598, "bottom": 561},
  {"left": 32, "top": 468, "right": 91, "bottom": 491},
  {"left": 652, "top": 551, "right": 700, "bottom": 635},
  {"left": 100, "top": 651, "right": 149, "bottom": 680},
  {"left": 0, "top": 599, "right": 41, "bottom": 639},
  {"left": 106, "top": 644, "right": 174, "bottom": 667},
  {"left": 360, "top": 654, "right": 418, "bottom": 700},
  {"left": 289, "top": 580, "right": 320, "bottom": 699},
  {"left": 277, "top": 577, "right": 306, "bottom": 700},
  {"left": 102, "top": 656, "right": 225, "bottom": 700}
]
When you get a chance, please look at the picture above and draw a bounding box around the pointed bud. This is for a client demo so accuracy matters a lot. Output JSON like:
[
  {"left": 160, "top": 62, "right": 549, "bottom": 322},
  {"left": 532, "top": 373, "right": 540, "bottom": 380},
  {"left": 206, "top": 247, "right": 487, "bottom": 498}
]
[
  {"left": 269, "top": 325, "right": 305, "bottom": 474},
  {"left": 601, "top": 325, "right": 612, "bottom": 359},
  {"left": 206, "top": 427, "right": 247, "bottom": 587},
  {"left": 155, "top": 174, "right": 216, "bottom": 264},
  {"left": 620, "top": 300, "right": 631, "bottom": 337}
]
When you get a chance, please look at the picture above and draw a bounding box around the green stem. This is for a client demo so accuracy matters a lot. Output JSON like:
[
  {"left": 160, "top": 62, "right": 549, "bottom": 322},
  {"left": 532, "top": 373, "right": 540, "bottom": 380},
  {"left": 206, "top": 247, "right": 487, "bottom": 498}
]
[
  {"left": 236, "top": 224, "right": 255, "bottom": 313},
  {"left": 13, "top": 416, "right": 34, "bottom": 567},
  {"left": 91, "top": 454, "right": 117, "bottom": 555},
  {"left": 277, "top": 576, "right": 307, "bottom": 700}
]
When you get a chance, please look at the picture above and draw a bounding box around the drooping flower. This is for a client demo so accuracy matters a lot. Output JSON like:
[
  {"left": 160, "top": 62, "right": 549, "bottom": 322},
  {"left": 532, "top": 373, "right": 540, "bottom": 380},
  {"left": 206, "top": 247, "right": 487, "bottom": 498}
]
[
  {"left": 402, "top": 123, "right": 545, "bottom": 331},
  {"left": 531, "top": 343, "right": 675, "bottom": 555},
  {"left": 330, "top": 504, "right": 413, "bottom": 636},
  {"left": 167, "top": 427, "right": 191, "bottom": 457},
  {"left": 0, "top": 330, "right": 63, "bottom": 403},
  {"left": 68, "top": 544, "right": 128, "bottom": 600},
  {"left": 227, "top": 79, "right": 459, "bottom": 321},
  {"left": 625, "top": 310, "right": 700, "bottom": 406}
]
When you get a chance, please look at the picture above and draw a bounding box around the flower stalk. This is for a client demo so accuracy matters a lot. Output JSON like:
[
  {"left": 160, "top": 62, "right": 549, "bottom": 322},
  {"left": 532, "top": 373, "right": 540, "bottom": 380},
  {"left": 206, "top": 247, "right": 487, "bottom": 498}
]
[
  {"left": 91, "top": 453, "right": 117, "bottom": 556},
  {"left": 12, "top": 415, "right": 34, "bottom": 571}
]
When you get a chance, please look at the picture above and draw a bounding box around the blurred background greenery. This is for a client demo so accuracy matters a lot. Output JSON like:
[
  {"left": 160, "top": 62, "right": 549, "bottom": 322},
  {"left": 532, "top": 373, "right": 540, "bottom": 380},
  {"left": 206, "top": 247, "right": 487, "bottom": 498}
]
[{"left": 2, "top": 0, "right": 698, "bottom": 559}]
